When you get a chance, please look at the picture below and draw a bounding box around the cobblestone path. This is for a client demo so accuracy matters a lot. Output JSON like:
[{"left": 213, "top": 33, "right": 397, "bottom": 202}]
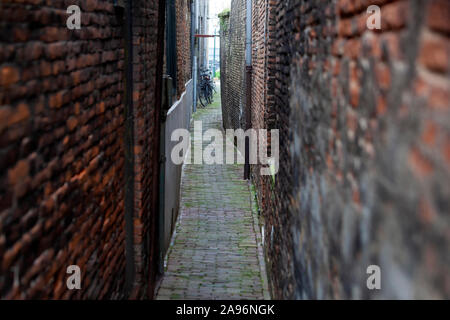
[{"left": 156, "top": 90, "right": 269, "bottom": 300}]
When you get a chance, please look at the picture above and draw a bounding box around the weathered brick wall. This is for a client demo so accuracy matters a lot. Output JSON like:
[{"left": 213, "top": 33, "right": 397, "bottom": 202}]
[
  {"left": 0, "top": 0, "right": 165, "bottom": 299},
  {"left": 129, "top": 0, "right": 164, "bottom": 299},
  {"left": 175, "top": 0, "right": 192, "bottom": 99},
  {"left": 258, "top": 0, "right": 297, "bottom": 299},
  {"left": 249, "top": 0, "right": 296, "bottom": 299},
  {"left": 219, "top": 10, "right": 230, "bottom": 129},
  {"left": 252, "top": 0, "right": 450, "bottom": 299},
  {"left": 220, "top": 0, "right": 246, "bottom": 130},
  {"left": 251, "top": 0, "right": 266, "bottom": 131}
]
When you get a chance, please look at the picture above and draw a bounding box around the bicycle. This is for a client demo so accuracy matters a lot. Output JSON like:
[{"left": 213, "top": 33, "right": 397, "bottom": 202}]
[{"left": 198, "top": 69, "right": 215, "bottom": 107}]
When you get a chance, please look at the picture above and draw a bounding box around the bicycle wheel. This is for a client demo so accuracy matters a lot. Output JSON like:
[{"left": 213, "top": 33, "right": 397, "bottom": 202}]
[
  {"left": 210, "top": 84, "right": 214, "bottom": 101},
  {"left": 206, "top": 86, "right": 213, "bottom": 104},
  {"left": 199, "top": 90, "right": 207, "bottom": 107}
]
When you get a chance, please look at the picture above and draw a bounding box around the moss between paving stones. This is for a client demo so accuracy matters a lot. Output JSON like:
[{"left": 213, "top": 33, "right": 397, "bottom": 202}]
[{"left": 157, "top": 85, "right": 266, "bottom": 300}]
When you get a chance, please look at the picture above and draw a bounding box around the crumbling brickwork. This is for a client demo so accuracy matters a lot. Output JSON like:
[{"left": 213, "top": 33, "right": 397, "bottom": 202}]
[
  {"left": 219, "top": 10, "right": 230, "bottom": 129},
  {"left": 129, "top": 0, "right": 165, "bottom": 299},
  {"left": 248, "top": 0, "right": 450, "bottom": 299},
  {"left": 249, "top": 0, "right": 295, "bottom": 299},
  {"left": 175, "top": 0, "right": 192, "bottom": 98},
  {"left": 0, "top": 0, "right": 166, "bottom": 299},
  {"left": 220, "top": 0, "right": 246, "bottom": 130}
]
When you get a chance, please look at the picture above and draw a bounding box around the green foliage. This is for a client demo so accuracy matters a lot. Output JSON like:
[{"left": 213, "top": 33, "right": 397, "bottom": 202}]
[
  {"left": 218, "top": 8, "right": 230, "bottom": 32},
  {"left": 215, "top": 70, "right": 220, "bottom": 79},
  {"left": 220, "top": 8, "right": 230, "bottom": 15}
]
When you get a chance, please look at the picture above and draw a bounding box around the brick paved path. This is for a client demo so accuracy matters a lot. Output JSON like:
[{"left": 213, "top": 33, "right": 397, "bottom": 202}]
[{"left": 156, "top": 90, "right": 269, "bottom": 300}]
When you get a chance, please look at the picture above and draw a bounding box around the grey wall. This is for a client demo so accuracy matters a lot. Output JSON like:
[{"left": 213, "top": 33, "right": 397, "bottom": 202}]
[{"left": 163, "top": 80, "right": 193, "bottom": 256}]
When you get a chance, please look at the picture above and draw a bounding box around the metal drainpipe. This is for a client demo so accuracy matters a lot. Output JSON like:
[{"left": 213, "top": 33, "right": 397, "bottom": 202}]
[
  {"left": 191, "top": 0, "right": 197, "bottom": 112},
  {"left": 124, "top": 0, "right": 135, "bottom": 296},
  {"left": 244, "top": 0, "right": 252, "bottom": 180},
  {"left": 191, "top": 1, "right": 195, "bottom": 80},
  {"left": 166, "top": 0, "right": 177, "bottom": 97},
  {"left": 154, "top": 0, "right": 167, "bottom": 296},
  {"left": 213, "top": 29, "right": 216, "bottom": 78}
]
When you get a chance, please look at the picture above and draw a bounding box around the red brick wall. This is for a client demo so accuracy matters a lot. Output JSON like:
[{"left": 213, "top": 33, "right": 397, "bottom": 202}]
[
  {"left": 129, "top": 0, "right": 165, "bottom": 299},
  {"left": 249, "top": 0, "right": 296, "bottom": 299},
  {"left": 175, "top": 0, "right": 192, "bottom": 98},
  {"left": 0, "top": 0, "right": 165, "bottom": 299},
  {"left": 220, "top": 0, "right": 246, "bottom": 130},
  {"left": 251, "top": 0, "right": 266, "bottom": 132},
  {"left": 251, "top": 0, "right": 450, "bottom": 299}
]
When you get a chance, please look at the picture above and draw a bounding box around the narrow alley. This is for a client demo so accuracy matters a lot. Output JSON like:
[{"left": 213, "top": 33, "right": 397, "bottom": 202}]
[
  {"left": 0, "top": 0, "right": 449, "bottom": 302},
  {"left": 157, "top": 89, "right": 269, "bottom": 300}
]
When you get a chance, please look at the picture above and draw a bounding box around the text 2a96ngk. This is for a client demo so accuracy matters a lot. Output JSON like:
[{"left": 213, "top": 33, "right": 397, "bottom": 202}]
[{"left": 219, "top": 304, "right": 275, "bottom": 316}]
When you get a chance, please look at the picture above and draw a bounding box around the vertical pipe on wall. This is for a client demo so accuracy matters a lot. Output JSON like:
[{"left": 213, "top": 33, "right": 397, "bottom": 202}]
[
  {"left": 244, "top": 0, "right": 252, "bottom": 180},
  {"left": 153, "top": 0, "right": 167, "bottom": 297},
  {"left": 245, "top": 0, "right": 252, "bottom": 68},
  {"left": 190, "top": 1, "right": 195, "bottom": 79},
  {"left": 166, "top": 0, "right": 177, "bottom": 97},
  {"left": 191, "top": 0, "right": 197, "bottom": 112},
  {"left": 213, "top": 31, "right": 216, "bottom": 78},
  {"left": 124, "top": 0, "right": 135, "bottom": 296}
]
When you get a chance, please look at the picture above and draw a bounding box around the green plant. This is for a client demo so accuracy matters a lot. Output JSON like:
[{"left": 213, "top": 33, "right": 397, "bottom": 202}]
[{"left": 218, "top": 8, "right": 230, "bottom": 32}]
